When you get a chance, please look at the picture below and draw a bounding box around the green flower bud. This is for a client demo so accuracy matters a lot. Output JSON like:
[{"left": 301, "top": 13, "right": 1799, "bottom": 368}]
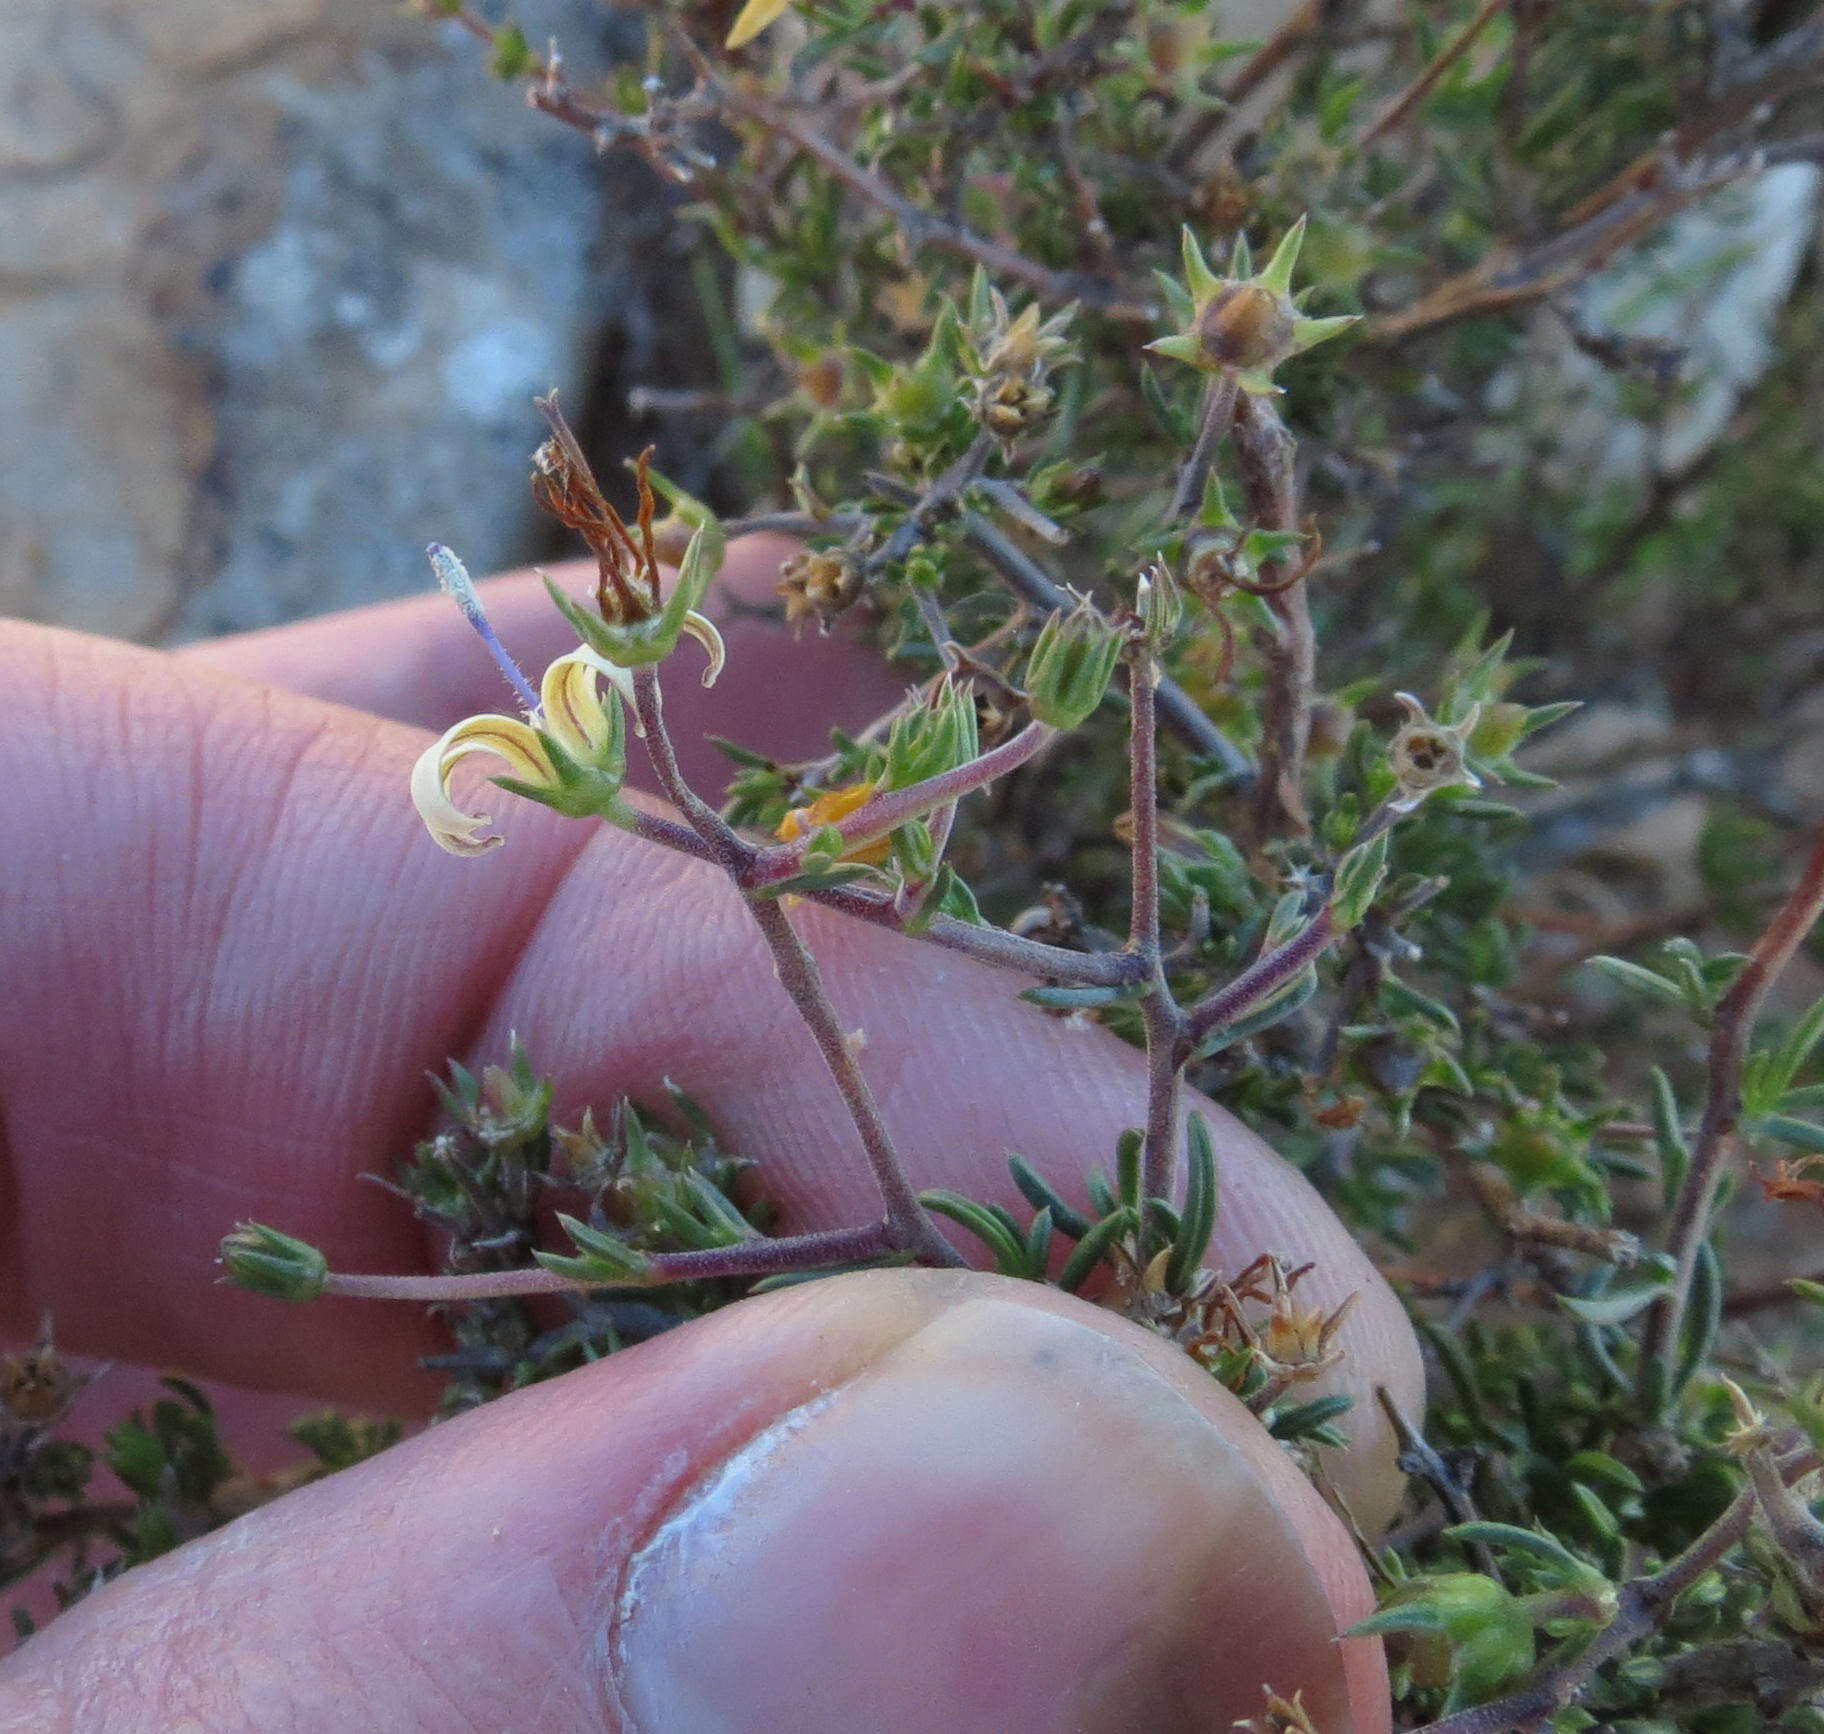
[
  {"left": 884, "top": 680, "right": 980, "bottom": 789},
  {"left": 220, "top": 1222, "right": 328, "bottom": 1303},
  {"left": 1025, "top": 604, "right": 1123, "bottom": 730}
]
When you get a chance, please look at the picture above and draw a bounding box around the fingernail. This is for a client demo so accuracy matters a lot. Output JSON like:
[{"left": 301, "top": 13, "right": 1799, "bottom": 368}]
[{"left": 609, "top": 1296, "right": 1358, "bottom": 1733}]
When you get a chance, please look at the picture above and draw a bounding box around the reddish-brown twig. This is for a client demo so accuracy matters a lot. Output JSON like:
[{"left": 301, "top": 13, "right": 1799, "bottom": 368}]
[{"left": 1639, "top": 828, "right": 1824, "bottom": 1388}]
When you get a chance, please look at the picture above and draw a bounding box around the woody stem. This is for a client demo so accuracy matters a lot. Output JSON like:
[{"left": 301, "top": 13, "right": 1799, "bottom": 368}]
[{"left": 630, "top": 664, "right": 960, "bottom": 1268}]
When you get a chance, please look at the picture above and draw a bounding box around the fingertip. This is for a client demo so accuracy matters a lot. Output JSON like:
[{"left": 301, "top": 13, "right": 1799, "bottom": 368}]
[{"left": 716, "top": 531, "right": 802, "bottom": 609}]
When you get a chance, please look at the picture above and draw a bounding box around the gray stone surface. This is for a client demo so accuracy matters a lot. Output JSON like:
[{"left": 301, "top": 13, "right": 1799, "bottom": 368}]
[{"left": 0, "top": 0, "right": 636, "bottom": 642}]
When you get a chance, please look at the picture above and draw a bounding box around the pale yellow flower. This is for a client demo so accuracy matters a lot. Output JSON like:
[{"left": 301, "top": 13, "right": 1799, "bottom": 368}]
[
  {"left": 412, "top": 648, "right": 634, "bottom": 856},
  {"left": 726, "top": 0, "right": 793, "bottom": 48}
]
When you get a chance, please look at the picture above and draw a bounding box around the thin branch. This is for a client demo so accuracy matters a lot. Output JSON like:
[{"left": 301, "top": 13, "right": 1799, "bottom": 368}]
[
  {"left": 868, "top": 433, "right": 996, "bottom": 576},
  {"left": 1185, "top": 903, "right": 1337, "bottom": 1048},
  {"left": 745, "top": 895, "right": 961, "bottom": 1263},
  {"left": 748, "top": 721, "right": 1057, "bottom": 887},
  {"left": 722, "top": 510, "right": 868, "bottom": 542},
  {"left": 629, "top": 664, "right": 958, "bottom": 1267},
  {"left": 1168, "top": 374, "right": 1240, "bottom": 523},
  {"left": 1376, "top": 1385, "right": 1500, "bottom": 1579},
  {"left": 1365, "top": 1, "right": 1824, "bottom": 346},
  {"left": 1408, "top": 1450, "right": 1822, "bottom": 1734},
  {"left": 631, "top": 667, "right": 755, "bottom": 878},
  {"left": 320, "top": 1223, "right": 902, "bottom": 1300},
  {"left": 1640, "top": 828, "right": 1824, "bottom": 1382},
  {"left": 699, "top": 65, "right": 1154, "bottom": 322},
  {"left": 1233, "top": 394, "right": 1315, "bottom": 840},
  {"left": 1361, "top": 0, "right": 1512, "bottom": 146},
  {"left": 957, "top": 509, "right": 1253, "bottom": 777},
  {"left": 1128, "top": 656, "right": 1190, "bottom": 1202},
  {"left": 1369, "top": 132, "right": 1824, "bottom": 346},
  {"left": 1169, "top": 0, "right": 1322, "bottom": 169},
  {"left": 814, "top": 883, "right": 1151, "bottom": 986}
]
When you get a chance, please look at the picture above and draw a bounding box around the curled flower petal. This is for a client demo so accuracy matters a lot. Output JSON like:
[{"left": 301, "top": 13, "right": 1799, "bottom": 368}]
[
  {"left": 410, "top": 714, "right": 554, "bottom": 856},
  {"left": 541, "top": 648, "right": 635, "bottom": 758},
  {"left": 680, "top": 610, "right": 727, "bottom": 688},
  {"left": 411, "top": 728, "right": 501, "bottom": 856}
]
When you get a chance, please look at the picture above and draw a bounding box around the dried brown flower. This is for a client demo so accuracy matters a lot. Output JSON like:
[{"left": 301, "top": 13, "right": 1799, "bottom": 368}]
[
  {"left": 531, "top": 393, "right": 662, "bottom": 626},
  {"left": 778, "top": 547, "right": 864, "bottom": 629}
]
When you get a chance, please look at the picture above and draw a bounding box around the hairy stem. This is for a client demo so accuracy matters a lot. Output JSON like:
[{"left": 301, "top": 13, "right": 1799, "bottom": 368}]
[
  {"left": 1233, "top": 393, "right": 1314, "bottom": 841},
  {"left": 956, "top": 508, "right": 1252, "bottom": 779},
  {"left": 631, "top": 663, "right": 958, "bottom": 1268},
  {"left": 750, "top": 721, "right": 1056, "bottom": 886},
  {"left": 1362, "top": 0, "right": 1512, "bottom": 144},
  {"left": 1127, "top": 655, "right": 1189, "bottom": 1202},
  {"left": 630, "top": 666, "right": 754, "bottom": 877},
  {"left": 1185, "top": 904, "right": 1337, "bottom": 1049},
  {"left": 699, "top": 64, "right": 1153, "bottom": 322},
  {"left": 746, "top": 896, "right": 962, "bottom": 1265},
  {"left": 321, "top": 1223, "right": 904, "bottom": 1300},
  {"left": 1168, "top": 374, "right": 1239, "bottom": 523}
]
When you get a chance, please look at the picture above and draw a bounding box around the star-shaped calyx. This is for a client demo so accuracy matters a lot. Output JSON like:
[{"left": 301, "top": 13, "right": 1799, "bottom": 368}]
[{"left": 1146, "top": 217, "right": 1357, "bottom": 395}]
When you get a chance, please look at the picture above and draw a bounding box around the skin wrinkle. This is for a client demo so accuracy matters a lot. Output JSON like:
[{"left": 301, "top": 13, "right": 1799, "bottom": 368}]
[
  {"left": 603, "top": 1295, "right": 1372, "bottom": 1734},
  {"left": 0, "top": 625, "right": 591, "bottom": 1395}
]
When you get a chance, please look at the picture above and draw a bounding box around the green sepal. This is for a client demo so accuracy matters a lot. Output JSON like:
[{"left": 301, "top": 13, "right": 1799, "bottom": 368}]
[
  {"left": 541, "top": 524, "right": 717, "bottom": 668},
  {"left": 1025, "top": 605, "right": 1123, "bottom": 729}
]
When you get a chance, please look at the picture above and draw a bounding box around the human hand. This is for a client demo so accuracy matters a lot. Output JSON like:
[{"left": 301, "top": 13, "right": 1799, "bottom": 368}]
[{"left": 0, "top": 543, "right": 1420, "bottom": 1731}]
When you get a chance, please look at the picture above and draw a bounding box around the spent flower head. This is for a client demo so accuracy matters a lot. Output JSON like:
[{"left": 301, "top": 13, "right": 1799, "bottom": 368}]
[
  {"left": 961, "top": 273, "right": 1076, "bottom": 447},
  {"left": 531, "top": 393, "right": 725, "bottom": 679},
  {"left": 1147, "top": 218, "right": 1357, "bottom": 395},
  {"left": 1387, "top": 692, "right": 1483, "bottom": 813}
]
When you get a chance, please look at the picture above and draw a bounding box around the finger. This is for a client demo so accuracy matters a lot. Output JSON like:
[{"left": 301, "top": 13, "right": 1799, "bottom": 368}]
[
  {"left": 0, "top": 622, "right": 1420, "bottom": 1524},
  {"left": 0, "top": 1271, "right": 1391, "bottom": 1734},
  {"left": 176, "top": 539, "right": 903, "bottom": 795}
]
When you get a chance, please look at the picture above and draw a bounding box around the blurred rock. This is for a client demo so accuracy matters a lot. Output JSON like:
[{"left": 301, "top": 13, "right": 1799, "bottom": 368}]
[
  {"left": 1484, "top": 165, "right": 1820, "bottom": 500},
  {"left": 1521, "top": 701, "right": 1674, "bottom": 778},
  {"left": 0, "top": 0, "right": 637, "bottom": 642}
]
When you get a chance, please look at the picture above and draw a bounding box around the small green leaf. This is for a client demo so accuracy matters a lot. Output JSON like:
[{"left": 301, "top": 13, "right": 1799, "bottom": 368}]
[
  {"left": 1008, "top": 1156, "right": 1094, "bottom": 1241},
  {"left": 1444, "top": 1523, "right": 1597, "bottom": 1580},
  {"left": 1649, "top": 1068, "right": 1689, "bottom": 1211},
  {"left": 1759, "top": 1114, "right": 1824, "bottom": 1156},
  {"left": 1025, "top": 1207, "right": 1055, "bottom": 1279},
  {"left": 1558, "top": 1260, "right": 1674, "bottom": 1325},
  {"left": 1587, "top": 956, "right": 1686, "bottom": 1011},
  {"left": 1672, "top": 1240, "right": 1723, "bottom": 1398},
  {"left": 1116, "top": 1127, "right": 1144, "bottom": 1209},
  {"left": 490, "top": 22, "right": 532, "bottom": 79},
  {"left": 919, "top": 1189, "right": 1028, "bottom": 1276},
  {"left": 1332, "top": 830, "right": 1390, "bottom": 930},
  {"left": 1164, "top": 1113, "right": 1219, "bottom": 1295},
  {"left": 1056, "top": 1207, "right": 1137, "bottom": 1293}
]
